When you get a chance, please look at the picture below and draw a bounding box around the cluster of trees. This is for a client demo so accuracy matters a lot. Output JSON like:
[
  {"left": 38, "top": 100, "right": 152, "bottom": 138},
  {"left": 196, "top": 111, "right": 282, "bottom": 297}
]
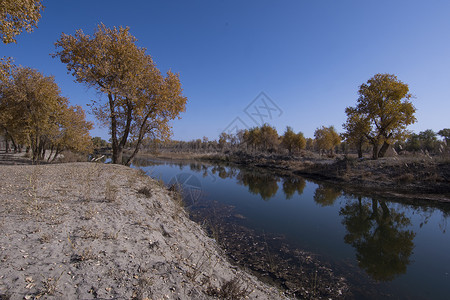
[
  {"left": 1, "top": 3, "right": 188, "bottom": 165},
  {"left": 397, "top": 129, "right": 449, "bottom": 154},
  {"left": 0, "top": 65, "right": 93, "bottom": 161},
  {"left": 153, "top": 124, "right": 310, "bottom": 155},
  {"left": 155, "top": 124, "right": 341, "bottom": 157},
  {"left": 0, "top": 2, "right": 93, "bottom": 162}
]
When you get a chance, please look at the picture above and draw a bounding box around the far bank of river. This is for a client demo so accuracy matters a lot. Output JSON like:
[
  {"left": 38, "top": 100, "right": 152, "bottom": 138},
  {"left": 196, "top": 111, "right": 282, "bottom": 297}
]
[{"left": 131, "top": 151, "right": 450, "bottom": 203}]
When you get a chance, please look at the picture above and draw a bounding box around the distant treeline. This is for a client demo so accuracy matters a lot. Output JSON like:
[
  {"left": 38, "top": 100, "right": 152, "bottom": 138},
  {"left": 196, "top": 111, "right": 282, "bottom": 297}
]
[{"left": 136, "top": 125, "right": 449, "bottom": 158}]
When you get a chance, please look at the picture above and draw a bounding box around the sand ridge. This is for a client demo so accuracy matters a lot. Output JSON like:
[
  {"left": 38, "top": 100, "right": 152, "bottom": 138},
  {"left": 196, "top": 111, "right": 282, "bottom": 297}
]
[{"left": 0, "top": 162, "right": 286, "bottom": 299}]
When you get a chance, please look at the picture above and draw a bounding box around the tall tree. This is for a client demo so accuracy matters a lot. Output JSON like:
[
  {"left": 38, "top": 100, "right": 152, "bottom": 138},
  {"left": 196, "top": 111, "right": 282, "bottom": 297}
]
[
  {"left": 281, "top": 126, "right": 306, "bottom": 155},
  {"left": 342, "top": 107, "right": 370, "bottom": 158},
  {"left": 0, "top": 0, "right": 44, "bottom": 44},
  {"left": 259, "top": 123, "right": 279, "bottom": 152},
  {"left": 348, "top": 74, "right": 416, "bottom": 159},
  {"left": 438, "top": 128, "right": 450, "bottom": 146},
  {"left": 418, "top": 129, "right": 437, "bottom": 153},
  {"left": 314, "top": 126, "right": 340, "bottom": 155},
  {"left": 54, "top": 24, "right": 187, "bottom": 165}
]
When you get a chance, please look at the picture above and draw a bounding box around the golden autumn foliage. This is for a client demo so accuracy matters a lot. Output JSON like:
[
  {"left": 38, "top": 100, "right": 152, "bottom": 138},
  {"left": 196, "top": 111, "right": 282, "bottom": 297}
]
[
  {"left": 342, "top": 107, "right": 370, "bottom": 158},
  {"left": 344, "top": 74, "right": 416, "bottom": 159},
  {"left": 0, "top": 0, "right": 44, "bottom": 44},
  {"left": 54, "top": 24, "right": 187, "bottom": 165},
  {"left": 0, "top": 66, "right": 92, "bottom": 161},
  {"left": 314, "top": 126, "right": 340, "bottom": 155},
  {"left": 0, "top": 57, "right": 14, "bottom": 83},
  {"left": 281, "top": 126, "right": 306, "bottom": 155}
]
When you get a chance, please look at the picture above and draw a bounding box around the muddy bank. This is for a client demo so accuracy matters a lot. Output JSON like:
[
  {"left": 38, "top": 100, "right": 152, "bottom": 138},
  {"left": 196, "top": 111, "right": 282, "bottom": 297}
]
[{"left": 0, "top": 162, "right": 285, "bottom": 299}]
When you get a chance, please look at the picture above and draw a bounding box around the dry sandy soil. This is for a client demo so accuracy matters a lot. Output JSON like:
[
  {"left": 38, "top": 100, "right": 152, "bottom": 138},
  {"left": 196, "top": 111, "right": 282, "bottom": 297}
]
[{"left": 0, "top": 159, "right": 286, "bottom": 299}]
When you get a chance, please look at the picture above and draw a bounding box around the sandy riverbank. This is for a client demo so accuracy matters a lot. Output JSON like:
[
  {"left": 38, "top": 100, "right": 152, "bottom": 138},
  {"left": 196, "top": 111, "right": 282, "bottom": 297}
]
[{"left": 0, "top": 161, "right": 286, "bottom": 299}]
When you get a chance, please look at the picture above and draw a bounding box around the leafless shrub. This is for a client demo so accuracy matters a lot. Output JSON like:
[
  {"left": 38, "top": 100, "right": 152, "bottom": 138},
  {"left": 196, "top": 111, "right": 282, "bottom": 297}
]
[
  {"left": 56, "top": 151, "right": 89, "bottom": 163},
  {"left": 397, "top": 173, "right": 415, "bottom": 184},
  {"left": 104, "top": 229, "right": 120, "bottom": 240},
  {"left": 424, "top": 173, "right": 440, "bottom": 182},
  {"left": 39, "top": 233, "right": 52, "bottom": 243},
  {"left": 36, "top": 273, "right": 63, "bottom": 297},
  {"left": 206, "top": 277, "right": 251, "bottom": 299},
  {"left": 137, "top": 168, "right": 148, "bottom": 178},
  {"left": 81, "top": 205, "right": 96, "bottom": 220},
  {"left": 70, "top": 247, "right": 96, "bottom": 263},
  {"left": 138, "top": 187, "right": 152, "bottom": 198},
  {"left": 168, "top": 184, "right": 183, "bottom": 206},
  {"left": 105, "top": 180, "right": 118, "bottom": 202},
  {"left": 80, "top": 226, "right": 101, "bottom": 239}
]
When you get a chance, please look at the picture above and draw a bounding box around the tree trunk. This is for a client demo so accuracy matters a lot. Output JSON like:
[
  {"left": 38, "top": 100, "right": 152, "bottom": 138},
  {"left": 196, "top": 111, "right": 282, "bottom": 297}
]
[
  {"left": 357, "top": 137, "right": 364, "bottom": 158},
  {"left": 4, "top": 133, "right": 9, "bottom": 153},
  {"left": 51, "top": 148, "right": 61, "bottom": 163},
  {"left": 378, "top": 141, "right": 390, "bottom": 158},
  {"left": 47, "top": 147, "right": 54, "bottom": 162},
  {"left": 372, "top": 143, "right": 379, "bottom": 159},
  {"left": 109, "top": 93, "right": 121, "bottom": 164},
  {"left": 125, "top": 116, "right": 150, "bottom": 167},
  {"left": 357, "top": 142, "right": 363, "bottom": 158},
  {"left": 9, "top": 134, "right": 17, "bottom": 153}
]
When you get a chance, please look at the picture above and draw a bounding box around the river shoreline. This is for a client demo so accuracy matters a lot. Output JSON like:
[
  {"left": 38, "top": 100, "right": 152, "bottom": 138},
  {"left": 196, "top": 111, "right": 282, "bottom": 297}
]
[
  {"left": 0, "top": 158, "right": 286, "bottom": 299},
  {"left": 132, "top": 151, "right": 450, "bottom": 203}
]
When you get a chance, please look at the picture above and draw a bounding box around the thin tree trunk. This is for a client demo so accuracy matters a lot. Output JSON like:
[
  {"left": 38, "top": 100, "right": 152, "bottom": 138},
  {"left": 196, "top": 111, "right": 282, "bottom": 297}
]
[
  {"left": 372, "top": 143, "right": 379, "bottom": 159},
  {"left": 47, "top": 146, "right": 54, "bottom": 162},
  {"left": 4, "top": 132, "right": 9, "bottom": 153},
  {"left": 9, "top": 134, "right": 17, "bottom": 153},
  {"left": 109, "top": 93, "right": 120, "bottom": 164},
  {"left": 357, "top": 144, "right": 363, "bottom": 158},
  {"left": 51, "top": 148, "right": 61, "bottom": 162},
  {"left": 125, "top": 112, "right": 152, "bottom": 166}
]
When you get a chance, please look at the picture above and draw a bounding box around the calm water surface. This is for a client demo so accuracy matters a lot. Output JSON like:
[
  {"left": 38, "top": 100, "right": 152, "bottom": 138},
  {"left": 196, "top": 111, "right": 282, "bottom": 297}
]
[{"left": 132, "top": 158, "right": 450, "bottom": 299}]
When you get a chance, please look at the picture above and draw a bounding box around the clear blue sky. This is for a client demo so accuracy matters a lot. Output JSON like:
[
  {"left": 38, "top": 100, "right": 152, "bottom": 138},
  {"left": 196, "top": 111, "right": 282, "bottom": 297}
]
[{"left": 2, "top": 0, "right": 450, "bottom": 141}]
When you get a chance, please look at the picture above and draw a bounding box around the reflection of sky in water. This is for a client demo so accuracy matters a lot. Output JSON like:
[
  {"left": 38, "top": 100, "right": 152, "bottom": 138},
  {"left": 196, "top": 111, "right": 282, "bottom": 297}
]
[{"left": 131, "top": 159, "right": 450, "bottom": 300}]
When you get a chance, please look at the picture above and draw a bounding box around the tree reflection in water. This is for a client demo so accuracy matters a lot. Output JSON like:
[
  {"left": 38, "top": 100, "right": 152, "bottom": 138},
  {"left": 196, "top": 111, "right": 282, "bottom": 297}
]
[
  {"left": 237, "top": 170, "right": 279, "bottom": 200},
  {"left": 339, "top": 196, "right": 416, "bottom": 281},
  {"left": 282, "top": 177, "right": 306, "bottom": 199},
  {"left": 314, "top": 184, "right": 342, "bottom": 206}
]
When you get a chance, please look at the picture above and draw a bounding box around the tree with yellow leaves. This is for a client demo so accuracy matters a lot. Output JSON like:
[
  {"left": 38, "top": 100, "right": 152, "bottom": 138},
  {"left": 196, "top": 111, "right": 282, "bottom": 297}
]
[
  {"left": 0, "top": 67, "right": 92, "bottom": 161},
  {"left": 0, "top": 0, "right": 44, "bottom": 44},
  {"left": 314, "top": 126, "right": 340, "bottom": 156},
  {"left": 345, "top": 74, "right": 416, "bottom": 159},
  {"left": 54, "top": 24, "right": 187, "bottom": 165},
  {"left": 281, "top": 126, "right": 306, "bottom": 155},
  {"left": 342, "top": 107, "right": 370, "bottom": 158}
]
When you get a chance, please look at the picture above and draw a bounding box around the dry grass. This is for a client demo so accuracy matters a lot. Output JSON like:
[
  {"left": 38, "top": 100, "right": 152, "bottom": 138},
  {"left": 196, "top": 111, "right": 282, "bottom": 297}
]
[
  {"left": 206, "top": 277, "right": 251, "bottom": 299},
  {"left": 396, "top": 173, "right": 415, "bottom": 184},
  {"left": 105, "top": 180, "right": 118, "bottom": 202},
  {"left": 56, "top": 151, "right": 89, "bottom": 163},
  {"left": 137, "top": 187, "right": 152, "bottom": 197}
]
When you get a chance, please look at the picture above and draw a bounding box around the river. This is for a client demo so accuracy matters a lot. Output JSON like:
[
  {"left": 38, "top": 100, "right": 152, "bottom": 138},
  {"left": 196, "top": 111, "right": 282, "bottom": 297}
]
[{"left": 131, "top": 157, "right": 450, "bottom": 299}]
